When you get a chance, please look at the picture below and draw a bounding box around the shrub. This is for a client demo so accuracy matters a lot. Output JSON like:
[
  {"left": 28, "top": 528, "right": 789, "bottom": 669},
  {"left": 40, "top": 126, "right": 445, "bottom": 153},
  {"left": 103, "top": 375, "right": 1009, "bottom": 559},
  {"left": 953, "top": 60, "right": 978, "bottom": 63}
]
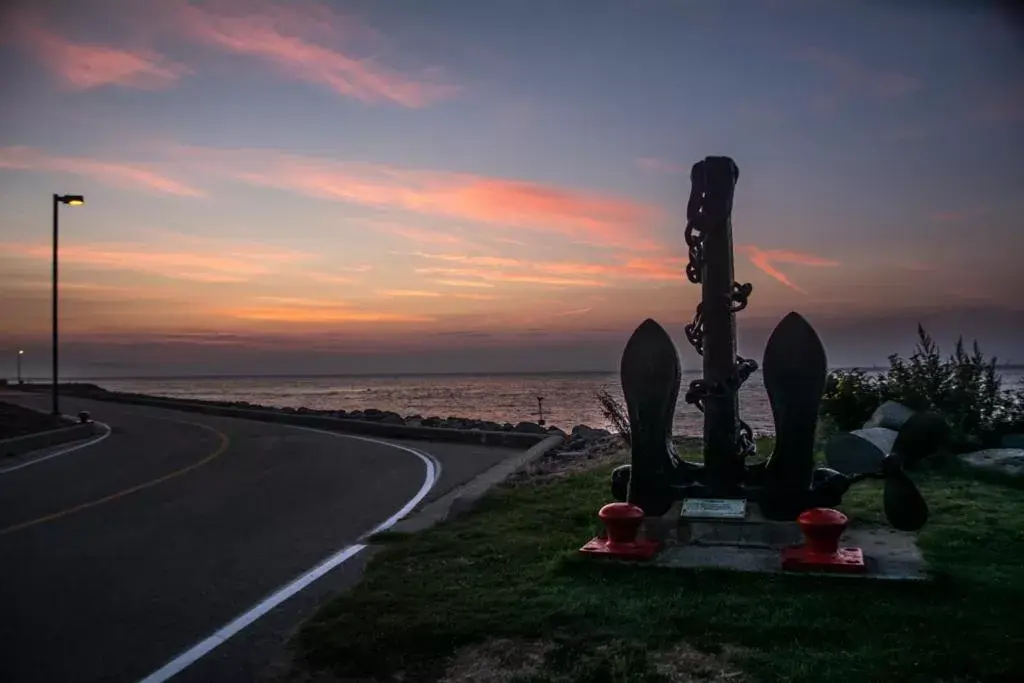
[
  {"left": 820, "top": 325, "right": 1024, "bottom": 452},
  {"left": 596, "top": 388, "right": 631, "bottom": 446}
]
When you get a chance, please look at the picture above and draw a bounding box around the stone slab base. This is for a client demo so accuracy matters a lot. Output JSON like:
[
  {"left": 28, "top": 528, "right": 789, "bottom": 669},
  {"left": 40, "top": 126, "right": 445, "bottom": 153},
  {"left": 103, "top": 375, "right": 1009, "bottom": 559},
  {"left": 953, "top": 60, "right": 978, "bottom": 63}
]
[{"left": 650, "top": 525, "right": 926, "bottom": 581}]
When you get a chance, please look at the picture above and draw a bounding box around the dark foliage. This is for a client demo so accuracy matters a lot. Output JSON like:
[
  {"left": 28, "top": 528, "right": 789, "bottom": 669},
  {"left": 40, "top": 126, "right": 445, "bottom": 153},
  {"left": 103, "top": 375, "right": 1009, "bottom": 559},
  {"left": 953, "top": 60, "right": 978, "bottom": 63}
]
[
  {"left": 821, "top": 325, "right": 1024, "bottom": 452},
  {"left": 595, "top": 389, "right": 631, "bottom": 446}
]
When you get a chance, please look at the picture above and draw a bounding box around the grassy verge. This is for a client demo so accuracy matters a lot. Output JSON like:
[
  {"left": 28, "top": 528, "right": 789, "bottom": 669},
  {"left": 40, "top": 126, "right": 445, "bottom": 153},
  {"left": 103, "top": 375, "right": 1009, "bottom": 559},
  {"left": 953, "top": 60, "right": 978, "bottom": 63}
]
[
  {"left": 0, "top": 400, "right": 68, "bottom": 441},
  {"left": 293, "top": 445, "right": 1024, "bottom": 683}
]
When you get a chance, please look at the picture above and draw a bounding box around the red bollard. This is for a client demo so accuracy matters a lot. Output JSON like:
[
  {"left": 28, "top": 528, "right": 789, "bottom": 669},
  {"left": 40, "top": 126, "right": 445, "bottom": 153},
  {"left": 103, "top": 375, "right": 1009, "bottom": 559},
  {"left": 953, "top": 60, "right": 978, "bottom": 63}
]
[
  {"left": 781, "top": 508, "right": 866, "bottom": 573},
  {"left": 579, "top": 502, "right": 660, "bottom": 560}
]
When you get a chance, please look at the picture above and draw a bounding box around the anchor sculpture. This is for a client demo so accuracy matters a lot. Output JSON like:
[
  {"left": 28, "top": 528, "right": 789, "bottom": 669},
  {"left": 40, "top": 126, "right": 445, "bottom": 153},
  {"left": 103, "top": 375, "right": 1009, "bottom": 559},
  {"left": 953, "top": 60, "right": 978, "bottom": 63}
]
[{"left": 609, "top": 156, "right": 943, "bottom": 531}]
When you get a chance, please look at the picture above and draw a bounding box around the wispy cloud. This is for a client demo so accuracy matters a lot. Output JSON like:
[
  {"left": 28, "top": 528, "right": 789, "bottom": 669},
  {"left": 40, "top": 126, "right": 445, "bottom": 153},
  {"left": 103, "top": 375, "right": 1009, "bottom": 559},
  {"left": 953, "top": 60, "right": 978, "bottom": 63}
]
[
  {"left": 1, "top": 241, "right": 307, "bottom": 283},
  {"left": 172, "top": 0, "right": 456, "bottom": 107},
  {"left": 224, "top": 307, "right": 433, "bottom": 324},
  {"left": 0, "top": 146, "right": 203, "bottom": 196},
  {"left": 378, "top": 289, "right": 442, "bottom": 298},
  {"left": 372, "top": 222, "right": 467, "bottom": 245},
  {"left": 636, "top": 157, "right": 686, "bottom": 174},
  {"left": 431, "top": 279, "right": 497, "bottom": 289},
  {"left": 412, "top": 252, "right": 684, "bottom": 284},
  {"left": 173, "top": 146, "right": 661, "bottom": 249},
  {"left": 738, "top": 245, "right": 839, "bottom": 294},
  {"left": 794, "top": 46, "right": 920, "bottom": 110},
  {"left": 3, "top": 8, "right": 188, "bottom": 90}
]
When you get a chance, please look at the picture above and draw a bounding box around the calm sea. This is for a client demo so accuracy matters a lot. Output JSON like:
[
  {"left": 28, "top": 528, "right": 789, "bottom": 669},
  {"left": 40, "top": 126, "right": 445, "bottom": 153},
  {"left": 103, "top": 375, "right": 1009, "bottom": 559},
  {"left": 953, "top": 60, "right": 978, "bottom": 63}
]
[{"left": 95, "top": 370, "right": 1024, "bottom": 438}]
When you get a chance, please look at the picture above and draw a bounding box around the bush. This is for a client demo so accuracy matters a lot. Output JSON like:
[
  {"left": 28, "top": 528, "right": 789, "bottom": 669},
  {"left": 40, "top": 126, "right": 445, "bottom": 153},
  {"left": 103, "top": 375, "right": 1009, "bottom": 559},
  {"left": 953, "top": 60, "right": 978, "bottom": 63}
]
[
  {"left": 596, "top": 389, "right": 631, "bottom": 446},
  {"left": 820, "top": 325, "right": 1024, "bottom": 452}
]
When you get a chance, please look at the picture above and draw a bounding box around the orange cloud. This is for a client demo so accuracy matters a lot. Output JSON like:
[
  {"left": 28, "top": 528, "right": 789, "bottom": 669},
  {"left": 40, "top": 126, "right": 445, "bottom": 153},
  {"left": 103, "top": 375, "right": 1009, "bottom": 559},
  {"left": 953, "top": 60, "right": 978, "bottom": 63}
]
[
  {"left": 173, "top": 0, "right": 456, "bottom": 107},
  {"left": 2, "top": 241, "right": 306, "bottom": 283},
  {"left": 4, "top": 9, "right": 188, "bottom": 90},
  {"left": 171, "top": 146, "right": 660, "bottom": 249},
  {"left": 225, "top": 307, "right": 433, "bottom": 324},
  {"left": 412, "top": 252, "right": 684, "bottom": 285},
  {"left": 0, "top": 146, "right": 203, "bottom": 197},
  {"left": 378, "top": 289, "right": 442, "bottom": 298},
  {"left": 373, "top": 223, "right": 466, "bottom": 245},
  {"left": 432, "top": 279, "right": 496, "bottom": 289},
  {"left": 738, "top": 245, "right": 839, "bottom": 294}
]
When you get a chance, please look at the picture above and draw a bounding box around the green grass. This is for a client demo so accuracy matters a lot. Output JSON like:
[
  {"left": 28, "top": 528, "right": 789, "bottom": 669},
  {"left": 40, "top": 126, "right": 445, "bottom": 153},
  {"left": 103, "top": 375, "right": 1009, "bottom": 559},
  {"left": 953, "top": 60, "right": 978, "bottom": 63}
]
[{"left": 293, "top": 446, "right": 1024, "bottom": 683}]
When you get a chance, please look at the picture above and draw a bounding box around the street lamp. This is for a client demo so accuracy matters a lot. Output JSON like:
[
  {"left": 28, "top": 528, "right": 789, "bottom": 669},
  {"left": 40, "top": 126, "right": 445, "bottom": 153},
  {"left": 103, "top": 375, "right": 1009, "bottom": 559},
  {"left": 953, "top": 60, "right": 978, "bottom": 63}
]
[
  {"left": 52, "top": 194, "right": 84, "bottom": 415},
  {"left": 17, "top": 349, "right": 24, "bottom": 385}
]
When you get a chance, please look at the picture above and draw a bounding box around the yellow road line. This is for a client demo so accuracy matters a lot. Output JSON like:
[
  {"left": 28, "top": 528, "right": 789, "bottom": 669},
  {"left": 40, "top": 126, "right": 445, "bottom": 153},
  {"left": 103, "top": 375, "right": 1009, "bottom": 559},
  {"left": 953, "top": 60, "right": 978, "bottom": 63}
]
[{"left": 0, "top": 420, "right": 231, "bottom": 537}]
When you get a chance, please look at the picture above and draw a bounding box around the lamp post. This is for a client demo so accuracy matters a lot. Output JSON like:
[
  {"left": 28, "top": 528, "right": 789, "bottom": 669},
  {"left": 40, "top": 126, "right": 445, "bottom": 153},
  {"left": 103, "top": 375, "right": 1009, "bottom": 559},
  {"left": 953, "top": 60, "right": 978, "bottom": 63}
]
[
  {"left": 17, "top": 349, "right": 24, "bottom": 384},
  {"left": 52, "top": 194, "right": 84, "bottom": 415}
]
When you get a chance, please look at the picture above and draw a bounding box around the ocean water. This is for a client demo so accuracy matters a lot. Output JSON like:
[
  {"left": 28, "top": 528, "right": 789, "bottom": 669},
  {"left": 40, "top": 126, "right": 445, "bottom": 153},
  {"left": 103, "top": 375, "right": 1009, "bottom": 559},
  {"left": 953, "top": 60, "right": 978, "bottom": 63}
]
[{"left": 96, "top": 369, "right": 1024, "bottom": 438}]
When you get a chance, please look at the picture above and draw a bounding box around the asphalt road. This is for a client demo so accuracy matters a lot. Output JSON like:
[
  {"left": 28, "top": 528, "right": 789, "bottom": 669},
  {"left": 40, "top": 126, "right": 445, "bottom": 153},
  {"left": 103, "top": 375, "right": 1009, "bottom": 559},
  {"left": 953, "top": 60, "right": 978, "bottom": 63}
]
[{"left": 0, "top": 392, "right": 519, "bottom": 683}]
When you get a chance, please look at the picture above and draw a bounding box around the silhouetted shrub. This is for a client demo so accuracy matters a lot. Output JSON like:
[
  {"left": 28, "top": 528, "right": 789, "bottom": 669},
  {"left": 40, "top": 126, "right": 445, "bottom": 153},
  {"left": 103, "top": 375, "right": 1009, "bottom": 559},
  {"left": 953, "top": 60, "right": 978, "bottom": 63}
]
[
  {"left": 821, "top": 325, "right": 1024, "bottom": 452},
  {"left": 596, "top": 389, "right": 631, "bottom": 446}
]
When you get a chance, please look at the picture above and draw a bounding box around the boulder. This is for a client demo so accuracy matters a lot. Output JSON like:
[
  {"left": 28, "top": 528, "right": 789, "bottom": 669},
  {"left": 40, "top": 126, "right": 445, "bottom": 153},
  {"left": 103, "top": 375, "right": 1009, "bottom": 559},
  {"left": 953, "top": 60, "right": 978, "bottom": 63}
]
[
  {"left": 422, "top": 417, "right": 442, "bottom": 427},
  {"left": 379, "top": 413, "right": 405, "bottom": 425},
  {"left": 513, "top": 421, "right": 548, "bottom": 434},
  {"left": 863, "top": 401, "right": 916, "bottom": 431},
  {"left": 363, "top": 408, "right": 384, "bottom": 419},
  {"left": 571, "top": 424, "right": 612, "bottom": 441},
  {"left": 959, "top": 448, "right": 1024, "bottom": 477}
]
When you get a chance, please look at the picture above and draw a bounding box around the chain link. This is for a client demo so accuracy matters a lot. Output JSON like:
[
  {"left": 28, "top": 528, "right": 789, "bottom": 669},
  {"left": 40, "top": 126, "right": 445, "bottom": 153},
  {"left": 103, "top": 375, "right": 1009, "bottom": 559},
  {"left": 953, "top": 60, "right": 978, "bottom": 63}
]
[{"left": 682, "top": 161, "right": 758, "bottom": 460}]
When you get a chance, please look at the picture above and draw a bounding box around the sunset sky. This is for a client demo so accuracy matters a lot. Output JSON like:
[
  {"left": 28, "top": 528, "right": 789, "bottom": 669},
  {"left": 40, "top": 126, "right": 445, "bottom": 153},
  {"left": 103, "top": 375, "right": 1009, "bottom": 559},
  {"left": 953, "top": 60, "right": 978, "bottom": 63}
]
[{"left": 1, "top": 0, "right": 1022, "bottom": 377}]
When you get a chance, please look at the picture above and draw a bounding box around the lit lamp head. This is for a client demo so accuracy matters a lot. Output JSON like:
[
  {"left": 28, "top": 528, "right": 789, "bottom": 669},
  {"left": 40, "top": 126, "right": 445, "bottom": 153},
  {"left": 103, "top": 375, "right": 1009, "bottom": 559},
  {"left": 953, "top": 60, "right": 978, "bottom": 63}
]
[
  {"left": 18, "top": 350, "right": 24, "bottom": 355},
  {"left": 56, "top": 194, "right": 85, "bottom": 206}
]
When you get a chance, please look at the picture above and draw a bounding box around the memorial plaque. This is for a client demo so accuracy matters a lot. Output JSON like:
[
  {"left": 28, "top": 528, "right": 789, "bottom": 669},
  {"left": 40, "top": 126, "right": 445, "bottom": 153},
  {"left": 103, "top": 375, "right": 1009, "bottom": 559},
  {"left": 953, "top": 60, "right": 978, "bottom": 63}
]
[{"left": 681, "top": 498, "right": 747, "bottom": 520}]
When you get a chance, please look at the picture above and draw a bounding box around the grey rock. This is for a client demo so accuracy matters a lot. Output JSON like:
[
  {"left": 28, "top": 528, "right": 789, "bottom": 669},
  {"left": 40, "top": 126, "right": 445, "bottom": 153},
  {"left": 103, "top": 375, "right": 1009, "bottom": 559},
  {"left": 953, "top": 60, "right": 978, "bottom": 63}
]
[
  {"left": 404, "top": 418, "right": 423, "bottom": 427},
  {"left": 547, "top": 426, "right": 567, "bottom": 437},
  {"left": 379, "top": 413, "right": 405, "bottom": 425},
  {"left": 513, "top": 421, "right": 548, "bottom": 434},
  {"left": 959, "top": 448, "right": 1024, "bottom": 477},
  {"left": 571, "top": 425, "right": 611, "bottom": 441},
  {"left": 422, "top": 417, "right": 442, "bottom": 427},
  {"left": 864, "top": 401, "right": 916, "bottom": 431},
  {"left": 1000, "top": 434, "right": 1024, "bottom": 449}
]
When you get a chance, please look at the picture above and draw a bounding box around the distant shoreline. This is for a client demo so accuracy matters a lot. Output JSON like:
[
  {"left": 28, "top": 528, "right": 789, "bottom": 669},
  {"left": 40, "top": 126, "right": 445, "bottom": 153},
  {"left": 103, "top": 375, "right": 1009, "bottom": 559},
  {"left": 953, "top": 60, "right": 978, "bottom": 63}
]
[{"left": 53, "top": 365, "right": 1024, "bottom": 382}]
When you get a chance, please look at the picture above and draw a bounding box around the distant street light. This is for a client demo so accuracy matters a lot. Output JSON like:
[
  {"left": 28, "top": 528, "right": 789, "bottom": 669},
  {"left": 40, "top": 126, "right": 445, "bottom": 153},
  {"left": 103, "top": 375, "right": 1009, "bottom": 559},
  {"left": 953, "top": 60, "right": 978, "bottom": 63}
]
[
  {"left": 52, "top": 194, "right": 84, "bottom": 415},
  {"left": 17, "top": 349, "right": 24, "bottom": 385}
]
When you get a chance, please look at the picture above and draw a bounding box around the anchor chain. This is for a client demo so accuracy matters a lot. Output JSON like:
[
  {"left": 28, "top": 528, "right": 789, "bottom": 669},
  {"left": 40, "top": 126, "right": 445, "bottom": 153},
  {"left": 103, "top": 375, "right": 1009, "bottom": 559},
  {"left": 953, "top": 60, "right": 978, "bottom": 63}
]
[{"left": 682, "top": 162, "right": 758, "bottom": 459}]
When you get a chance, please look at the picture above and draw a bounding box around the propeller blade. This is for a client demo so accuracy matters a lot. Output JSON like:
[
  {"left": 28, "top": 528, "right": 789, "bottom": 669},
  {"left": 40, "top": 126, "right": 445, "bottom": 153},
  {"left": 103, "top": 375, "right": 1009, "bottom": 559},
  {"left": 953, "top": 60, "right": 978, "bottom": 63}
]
[
  {"left": 883, "top": 469, "right": 929, "bottom": 531},
  {"left": 892, "top": 411, "right": 950, "bottom": 466},
  {"left": 825, "top": 432, "right": 887, "bottom": 475}
]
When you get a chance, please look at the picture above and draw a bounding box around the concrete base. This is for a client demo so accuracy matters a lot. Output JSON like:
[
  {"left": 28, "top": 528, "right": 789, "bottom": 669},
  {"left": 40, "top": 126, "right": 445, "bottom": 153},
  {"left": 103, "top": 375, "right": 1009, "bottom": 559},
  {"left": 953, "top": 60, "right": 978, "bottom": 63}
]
[{"left": 638, "top": 503, "right": 927, "bottom": 581}]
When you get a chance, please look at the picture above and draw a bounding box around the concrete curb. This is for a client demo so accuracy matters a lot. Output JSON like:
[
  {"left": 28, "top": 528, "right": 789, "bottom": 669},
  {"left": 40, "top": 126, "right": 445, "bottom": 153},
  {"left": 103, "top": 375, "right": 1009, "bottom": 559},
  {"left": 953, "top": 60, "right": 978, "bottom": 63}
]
[
  {"left": 36, "top": 391, "right": 553, "bottom": 449},
  {"left": 386, "top": 433, "right": 565, "bottom": 534},
  {"left": 0, "top": 422, "right": 100, "bottom": 458}
]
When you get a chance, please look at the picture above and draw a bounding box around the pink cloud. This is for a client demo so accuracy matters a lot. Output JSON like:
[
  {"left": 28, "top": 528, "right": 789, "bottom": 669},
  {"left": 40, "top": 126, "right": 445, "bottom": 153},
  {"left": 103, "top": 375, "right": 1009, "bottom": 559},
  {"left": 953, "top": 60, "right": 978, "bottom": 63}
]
[
  {"left": 4, "top": 9, "right": 188, "bottom": 90},
  {"left": 636, "top": 157, "right": 686, "bottom": 174},
  {"left": 738, "top": 245, "right": 839, "bottom": 294},
  {"left": 173, "top": 146, "right": 661, "bottom": 248},
  {"left": 1, "top": 241, "right": 307, "bottom": 283},
  {"left": 173, "top": 0, "right": 456, "bottom": 107},
  {"left": 0, "top": 146, "right": 203, "bottom": 197}
]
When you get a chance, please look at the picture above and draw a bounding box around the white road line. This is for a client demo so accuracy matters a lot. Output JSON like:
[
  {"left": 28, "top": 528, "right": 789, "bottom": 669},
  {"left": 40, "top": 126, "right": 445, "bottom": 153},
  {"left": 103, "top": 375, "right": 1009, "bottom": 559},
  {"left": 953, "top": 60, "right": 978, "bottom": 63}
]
[
  {"left": 0, "top": 421, "right": 112, "bottom": 475},
  {"left": 138, "top": 428, "right": 442, "bottom": 683}
]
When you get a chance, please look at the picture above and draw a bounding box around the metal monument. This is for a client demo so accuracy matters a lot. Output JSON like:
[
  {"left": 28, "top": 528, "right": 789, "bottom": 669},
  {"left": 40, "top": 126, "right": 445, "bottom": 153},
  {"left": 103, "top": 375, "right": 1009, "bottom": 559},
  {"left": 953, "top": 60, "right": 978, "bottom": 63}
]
[{"left": 609, "top": 156, "right": 942, "bottom": 532}]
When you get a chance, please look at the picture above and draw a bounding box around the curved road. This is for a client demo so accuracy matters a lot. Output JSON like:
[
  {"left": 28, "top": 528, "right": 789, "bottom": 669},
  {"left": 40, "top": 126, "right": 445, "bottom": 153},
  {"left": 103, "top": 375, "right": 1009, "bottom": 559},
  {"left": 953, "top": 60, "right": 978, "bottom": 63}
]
[{"left": 0, "top": 392, "right": 519, "bottom": 683}]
